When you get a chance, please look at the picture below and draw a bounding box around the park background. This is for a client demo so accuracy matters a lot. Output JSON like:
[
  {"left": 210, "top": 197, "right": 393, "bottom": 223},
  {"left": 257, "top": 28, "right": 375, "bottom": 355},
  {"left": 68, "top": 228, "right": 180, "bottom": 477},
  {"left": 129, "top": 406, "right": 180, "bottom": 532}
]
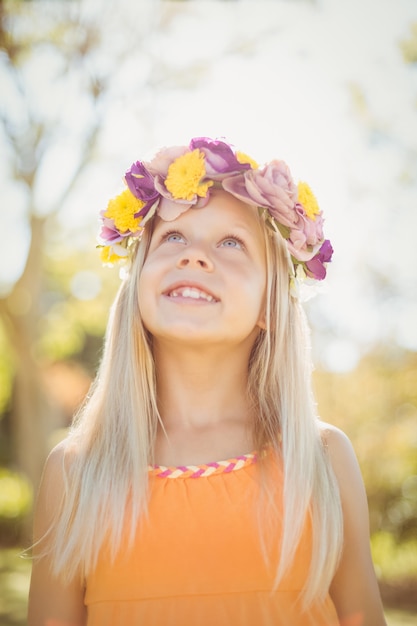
[{"left": 0, "top": 0, "right": 416, "bottom": 623}]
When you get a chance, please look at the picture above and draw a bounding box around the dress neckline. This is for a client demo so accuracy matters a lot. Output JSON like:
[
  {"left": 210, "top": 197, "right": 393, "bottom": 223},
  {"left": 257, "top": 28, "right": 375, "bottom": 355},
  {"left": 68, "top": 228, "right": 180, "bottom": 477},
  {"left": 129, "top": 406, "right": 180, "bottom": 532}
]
[{"left": 148, "top": 452, "right": 257, "bottom": 479}]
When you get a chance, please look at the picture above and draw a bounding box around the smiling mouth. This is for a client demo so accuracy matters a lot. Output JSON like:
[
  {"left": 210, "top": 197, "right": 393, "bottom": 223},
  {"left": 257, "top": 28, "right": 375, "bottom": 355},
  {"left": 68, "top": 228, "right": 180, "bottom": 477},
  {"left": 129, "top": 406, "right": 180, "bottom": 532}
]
[{"left": 166, "top": 286, "right": 218, "bottom": 303}]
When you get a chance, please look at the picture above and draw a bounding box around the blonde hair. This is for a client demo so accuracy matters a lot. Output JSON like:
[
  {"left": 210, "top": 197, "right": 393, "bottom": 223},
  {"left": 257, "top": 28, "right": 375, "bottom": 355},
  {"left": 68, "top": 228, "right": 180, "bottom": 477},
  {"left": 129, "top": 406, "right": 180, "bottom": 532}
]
[
  {"left": 250, "top": 225, "right": 343, "bottom": 607},
  {"left": 47, "top": 211, "right": 342, "bottom": 607}
]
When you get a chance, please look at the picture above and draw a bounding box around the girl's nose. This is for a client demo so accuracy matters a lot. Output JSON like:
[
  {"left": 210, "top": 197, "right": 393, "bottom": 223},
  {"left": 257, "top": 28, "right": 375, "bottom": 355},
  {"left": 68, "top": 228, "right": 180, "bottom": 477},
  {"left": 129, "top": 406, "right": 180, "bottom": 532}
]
[{"left": 176, "top": 246, "right": 214, "bottom": 271}]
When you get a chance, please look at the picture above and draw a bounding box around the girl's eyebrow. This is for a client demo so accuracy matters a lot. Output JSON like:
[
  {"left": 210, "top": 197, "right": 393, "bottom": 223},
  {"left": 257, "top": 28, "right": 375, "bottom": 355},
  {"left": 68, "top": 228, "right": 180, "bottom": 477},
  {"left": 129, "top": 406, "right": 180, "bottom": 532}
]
[
  {"left": 153, "top": 218, "right": 181, "bottom": 232},
  {"left": 231, "top": 222, "right": 256, "bottom": 235},
  {"left": 224, "top": 223, "right": 263, "bottom": 245},
  {"left": 155, "top": 220, "right": 255, "bottom": 235}
]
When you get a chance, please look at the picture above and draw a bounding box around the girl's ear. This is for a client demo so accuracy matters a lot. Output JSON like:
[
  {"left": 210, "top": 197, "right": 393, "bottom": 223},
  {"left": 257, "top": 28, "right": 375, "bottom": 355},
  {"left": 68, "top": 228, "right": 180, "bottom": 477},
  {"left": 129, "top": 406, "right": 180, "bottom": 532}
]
[{"left": 257, "top": 309, "right": 266, "bottom": 330}]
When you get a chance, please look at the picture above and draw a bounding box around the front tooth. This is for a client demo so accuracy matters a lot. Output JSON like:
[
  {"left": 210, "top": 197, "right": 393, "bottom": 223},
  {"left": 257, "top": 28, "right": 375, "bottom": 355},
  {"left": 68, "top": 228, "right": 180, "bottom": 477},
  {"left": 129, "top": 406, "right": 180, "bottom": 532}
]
[
  {"left": 187, "top": 288, "right": 199, "bottom": 299},
  {"left": 174, "top": 287, "right": 214, "bottom": 301}
]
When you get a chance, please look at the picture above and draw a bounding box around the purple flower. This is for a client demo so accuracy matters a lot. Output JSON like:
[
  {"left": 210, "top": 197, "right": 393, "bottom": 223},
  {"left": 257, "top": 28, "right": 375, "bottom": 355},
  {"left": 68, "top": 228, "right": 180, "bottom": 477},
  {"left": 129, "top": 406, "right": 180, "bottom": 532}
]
[
  {"left": 99, "top": 216, "right": 127, "bottom": 244},
  {"left": 223, "top": 160, "right": 298, "bottom": 229},
  {"left": 189, "top": 137, "right": 250, "bottom": 178},
  {"left": 305, "top": 239, "right": 334, "bottom": 280},
  {"left": 125, "top": 161, "right": 159, "bottom": 212}
]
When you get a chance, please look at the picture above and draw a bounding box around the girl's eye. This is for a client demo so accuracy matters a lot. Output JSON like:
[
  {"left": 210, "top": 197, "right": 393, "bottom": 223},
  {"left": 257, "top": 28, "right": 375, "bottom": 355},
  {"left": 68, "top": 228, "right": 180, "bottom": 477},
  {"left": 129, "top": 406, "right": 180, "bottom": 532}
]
[
  {"left": 220, "top": 236, "right": 245, "bottom": 249},
  {"left": 163, "top": 231, "right": 185, "bottom": 244}
]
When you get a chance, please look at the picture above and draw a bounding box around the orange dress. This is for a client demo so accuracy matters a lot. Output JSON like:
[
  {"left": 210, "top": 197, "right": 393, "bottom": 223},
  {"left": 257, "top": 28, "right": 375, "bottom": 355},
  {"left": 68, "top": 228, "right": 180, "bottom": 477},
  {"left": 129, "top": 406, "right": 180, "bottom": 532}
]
[{"left": 84, "top": 453, "right": 339, "bottom": 625}]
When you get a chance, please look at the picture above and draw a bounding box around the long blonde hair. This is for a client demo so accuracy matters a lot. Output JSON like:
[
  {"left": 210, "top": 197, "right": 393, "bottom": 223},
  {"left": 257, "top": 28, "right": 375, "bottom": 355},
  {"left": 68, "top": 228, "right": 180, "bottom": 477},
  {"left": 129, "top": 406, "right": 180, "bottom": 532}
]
[{"left": 48, "top": 211, "right": 342, "bottom": 607}]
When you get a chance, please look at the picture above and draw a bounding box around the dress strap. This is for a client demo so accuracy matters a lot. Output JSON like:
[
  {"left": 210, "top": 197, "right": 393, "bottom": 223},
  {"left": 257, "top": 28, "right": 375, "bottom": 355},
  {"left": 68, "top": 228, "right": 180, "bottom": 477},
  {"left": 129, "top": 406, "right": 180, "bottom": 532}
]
[{"left": 148, "top": 453, "right": 257, "bottom": 479}]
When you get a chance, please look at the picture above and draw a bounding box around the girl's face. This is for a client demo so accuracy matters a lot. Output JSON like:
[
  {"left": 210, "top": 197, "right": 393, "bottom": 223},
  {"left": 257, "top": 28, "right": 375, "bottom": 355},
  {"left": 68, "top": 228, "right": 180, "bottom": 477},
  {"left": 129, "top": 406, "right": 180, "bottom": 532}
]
[{"left": 138, "top": 189, "right": 267, "bottom": 350}]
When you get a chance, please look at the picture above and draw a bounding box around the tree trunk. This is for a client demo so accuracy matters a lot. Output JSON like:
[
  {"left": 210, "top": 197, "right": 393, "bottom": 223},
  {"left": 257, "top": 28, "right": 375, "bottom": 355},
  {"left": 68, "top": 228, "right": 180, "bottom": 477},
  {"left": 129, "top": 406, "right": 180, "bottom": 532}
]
[{"left": 1, "top": 215, "right": 56, "bottom": 541}]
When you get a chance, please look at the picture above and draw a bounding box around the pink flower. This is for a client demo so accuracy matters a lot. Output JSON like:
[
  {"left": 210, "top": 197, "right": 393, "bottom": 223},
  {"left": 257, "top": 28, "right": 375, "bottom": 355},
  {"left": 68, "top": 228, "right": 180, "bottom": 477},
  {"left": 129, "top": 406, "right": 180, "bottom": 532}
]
[
  {"left": 223, "top": 161, "right": 326, "bottom": 263},
  {"left": 157, "top": 195, "right": 210, "bottom": 222},
  {"left": 146, "top": 145, "right": 189, "bottom": 178},
  {"left": 298, "top": 207, "right": 324, "bottom": 246},
  {"left": 285, "top": 209, "right": 325, "bottom": 262},
  {"left": 144, "top": 145, "right": 204, "bottom": 219},
  {"left": 223, "top": 160, "right": 298, "bottom": 229}
]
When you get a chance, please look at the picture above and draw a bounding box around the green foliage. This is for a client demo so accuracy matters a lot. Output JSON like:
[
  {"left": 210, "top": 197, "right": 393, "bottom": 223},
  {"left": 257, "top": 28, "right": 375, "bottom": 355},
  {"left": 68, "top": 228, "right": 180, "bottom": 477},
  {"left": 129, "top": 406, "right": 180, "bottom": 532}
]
[
  {"left": 0, "top": 469, "right": 32, "bottom": 545},
  {"left": 35, "top": 244, "right": 120, "bottom": 371},
  {"left": 314, "top": 350, "right": 417, "bottom": 546},
  {"left": 0, "top": 324, "right": 14, "bottom": 415},
  {"left": 0, "top": 469, "right": 32, "bottom": 520},
  {"left": 371, "top": 532, "right": 417, "bottom": 582}
]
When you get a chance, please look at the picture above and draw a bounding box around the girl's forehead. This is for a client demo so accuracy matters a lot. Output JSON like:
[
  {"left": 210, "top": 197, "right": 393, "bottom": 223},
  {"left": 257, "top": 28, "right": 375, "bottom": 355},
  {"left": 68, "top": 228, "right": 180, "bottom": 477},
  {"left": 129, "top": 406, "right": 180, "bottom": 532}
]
[
  {"left": 155, "top": 190, "right": 261, "bottom": 232},
  {"left": 206, "top": 188, "right": 259, "bottom": 220}
]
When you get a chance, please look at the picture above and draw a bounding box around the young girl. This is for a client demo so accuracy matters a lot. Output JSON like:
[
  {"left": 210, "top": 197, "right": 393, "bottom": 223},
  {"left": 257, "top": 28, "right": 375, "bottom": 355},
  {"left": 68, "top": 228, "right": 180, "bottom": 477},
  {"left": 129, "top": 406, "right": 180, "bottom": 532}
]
[{"left": 28, "top": 137, "right": 386, "bottom": 626}]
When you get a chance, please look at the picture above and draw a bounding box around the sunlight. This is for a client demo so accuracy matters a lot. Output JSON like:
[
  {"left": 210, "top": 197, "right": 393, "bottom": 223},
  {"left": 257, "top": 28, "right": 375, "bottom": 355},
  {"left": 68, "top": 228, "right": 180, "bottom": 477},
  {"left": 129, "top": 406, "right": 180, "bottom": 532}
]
[{"left": 1, "top": 0, "right": 416, "bottom": 360}]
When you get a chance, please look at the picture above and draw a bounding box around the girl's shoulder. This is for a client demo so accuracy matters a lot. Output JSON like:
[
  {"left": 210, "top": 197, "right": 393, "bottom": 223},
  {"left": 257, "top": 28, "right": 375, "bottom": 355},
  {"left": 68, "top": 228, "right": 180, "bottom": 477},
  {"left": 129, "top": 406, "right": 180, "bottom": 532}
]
[
  {"left": 319, "top": 421, "right": 357, "bottom": 470},
  {"left": 45, "top": 434, "right": 79, "bottom": 469},
  {"left": 318, "top": 420, "right": 367, "bottom": 507},
  {"left": 37, "top": 436, "right": 80, "bottom": 506},
  {"left": 29, "top": 437, "right": 87, "bottom": 624},
  {"left": 319, "top": 420, "right": 355, "bottom": 453},
  {"left": 32, "top": 437, "right": 83, "bottom": 563},
  {"left": 318, "top": 428, "right": 387, "bottom": 623},
  {"left": 319, "top": 421, "right": 360, "bottom": 475}
]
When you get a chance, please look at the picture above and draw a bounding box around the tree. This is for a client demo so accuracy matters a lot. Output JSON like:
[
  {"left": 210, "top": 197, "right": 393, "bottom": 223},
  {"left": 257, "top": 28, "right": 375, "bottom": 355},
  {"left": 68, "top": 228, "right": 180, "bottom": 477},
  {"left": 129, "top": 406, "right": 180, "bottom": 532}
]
[
  {"left": 0, "top": 0, "right": 259, "bottom": 517},
  {"left": 0, "top": 3, "right": 113, "bottom": 517}
]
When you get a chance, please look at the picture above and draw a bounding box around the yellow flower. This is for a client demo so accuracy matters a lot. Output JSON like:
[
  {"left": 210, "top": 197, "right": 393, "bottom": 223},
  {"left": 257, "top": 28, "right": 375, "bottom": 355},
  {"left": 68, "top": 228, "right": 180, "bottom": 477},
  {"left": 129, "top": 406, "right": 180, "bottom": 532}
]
[
  {"left": 99, "top": 245, "right": 125, "bottom": 265},
  {"left": 104, "top": 189, "right": 144, "bottom": 233},
  {"left": 165, "top": 149, "right": 213, "bottom": 201},
  {"left": 236, "top": 151, "right": 258, "bottom": 169},
  {"left": 297, "top": 182, "right": 320, "bottom": 221}
]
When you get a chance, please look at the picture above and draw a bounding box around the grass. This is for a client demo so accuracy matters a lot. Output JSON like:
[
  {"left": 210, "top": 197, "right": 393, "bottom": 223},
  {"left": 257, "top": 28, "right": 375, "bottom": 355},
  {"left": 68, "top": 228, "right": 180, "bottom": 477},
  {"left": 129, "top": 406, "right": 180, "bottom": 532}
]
[
  {"left": 385, "top": 608, "right": 417, "bottom": 625},
  {"left": 0, "top": 548, "right": 416, "bottom": 625},
  {"left": 0, "top": 548, "right": 30, "bottom": 626},
  {"left": 372, "top": 532, "right": 417, "bottom": 582}
]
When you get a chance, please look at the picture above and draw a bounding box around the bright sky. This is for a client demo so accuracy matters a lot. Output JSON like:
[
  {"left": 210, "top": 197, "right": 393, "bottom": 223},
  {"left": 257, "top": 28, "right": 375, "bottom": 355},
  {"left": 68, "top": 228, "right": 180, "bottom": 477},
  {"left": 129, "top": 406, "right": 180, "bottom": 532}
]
[{"left": 1, "top": 0, "right": 416, "bottom": 371}]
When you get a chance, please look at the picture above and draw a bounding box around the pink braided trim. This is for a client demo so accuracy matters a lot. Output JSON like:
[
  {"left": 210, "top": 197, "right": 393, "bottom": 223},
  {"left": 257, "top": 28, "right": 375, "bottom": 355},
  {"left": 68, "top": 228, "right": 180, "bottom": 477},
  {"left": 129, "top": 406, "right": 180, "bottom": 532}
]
[{"left": 149, "top": 453, "right": 257, "bottom": 479}]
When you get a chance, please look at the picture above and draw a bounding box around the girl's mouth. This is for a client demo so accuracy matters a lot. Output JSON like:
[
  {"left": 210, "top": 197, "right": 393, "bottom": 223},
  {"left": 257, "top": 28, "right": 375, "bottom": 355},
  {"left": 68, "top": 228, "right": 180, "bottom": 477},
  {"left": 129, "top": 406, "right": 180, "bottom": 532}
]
[{"left": 165, "top": 286, "right": 218, "bottom": 303}]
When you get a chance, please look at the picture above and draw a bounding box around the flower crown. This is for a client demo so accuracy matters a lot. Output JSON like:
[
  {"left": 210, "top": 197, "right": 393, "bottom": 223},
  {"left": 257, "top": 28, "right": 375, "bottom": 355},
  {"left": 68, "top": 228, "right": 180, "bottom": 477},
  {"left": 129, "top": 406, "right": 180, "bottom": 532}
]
[{"left": 98, "top": 137, "right": 333, "bottom": 283}]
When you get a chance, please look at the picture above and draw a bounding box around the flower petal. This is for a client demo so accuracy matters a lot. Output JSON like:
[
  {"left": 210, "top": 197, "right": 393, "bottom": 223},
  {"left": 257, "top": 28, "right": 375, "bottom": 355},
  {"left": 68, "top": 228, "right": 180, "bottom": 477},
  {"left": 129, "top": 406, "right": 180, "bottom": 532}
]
[
  {"left": 125, "top": 161, "right": 159, "bottom": 209},
  {"left": 190, "top": 137, "right": 251, "bottom": 178},
  {"left": 157, "top": 197, "right": 194, "bottom": 221},
  {"left": 146, "top": 146, "right": 189, "bottom": 178}
]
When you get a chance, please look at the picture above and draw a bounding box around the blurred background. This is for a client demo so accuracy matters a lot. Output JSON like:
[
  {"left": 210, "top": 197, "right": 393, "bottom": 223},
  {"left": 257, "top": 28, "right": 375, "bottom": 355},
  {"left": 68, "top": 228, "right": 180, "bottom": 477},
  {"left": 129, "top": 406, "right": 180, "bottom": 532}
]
[{"left": 0, "top": 0, "right": 416, "bottom": 623}]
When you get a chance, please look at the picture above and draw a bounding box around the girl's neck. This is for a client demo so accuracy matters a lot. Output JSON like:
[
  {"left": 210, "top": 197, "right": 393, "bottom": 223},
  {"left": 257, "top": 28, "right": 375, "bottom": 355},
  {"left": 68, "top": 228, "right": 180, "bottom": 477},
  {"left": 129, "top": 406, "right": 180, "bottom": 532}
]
[{"left": 152, "top": 342, "right": 255, "bottom": 466}]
